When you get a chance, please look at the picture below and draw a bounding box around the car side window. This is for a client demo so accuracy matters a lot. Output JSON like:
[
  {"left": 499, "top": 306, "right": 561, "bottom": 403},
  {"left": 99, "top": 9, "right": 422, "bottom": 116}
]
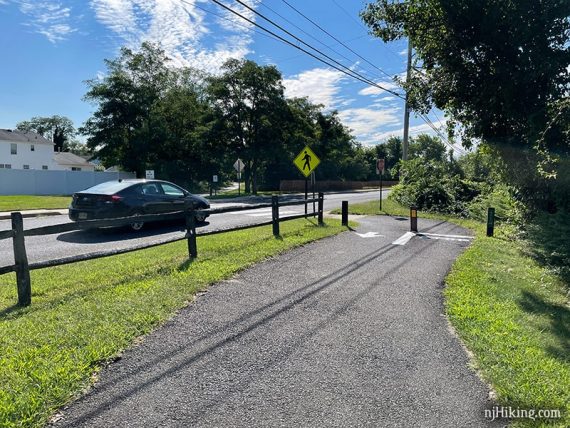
[
  {"left": 141, "top": 183, "right": 162, "bottom": 196},
  {"left": 161, "top": 183, "right": 185, "bottom": 197},
  {"left": 123, "top": 185, "right": 142, "bottom": 196}
]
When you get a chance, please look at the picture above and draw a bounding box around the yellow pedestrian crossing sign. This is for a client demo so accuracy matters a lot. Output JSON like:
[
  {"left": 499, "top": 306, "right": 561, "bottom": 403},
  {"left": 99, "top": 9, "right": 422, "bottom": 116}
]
[{"left": 293, "top": 145, "right": 320, "bottom": 177}]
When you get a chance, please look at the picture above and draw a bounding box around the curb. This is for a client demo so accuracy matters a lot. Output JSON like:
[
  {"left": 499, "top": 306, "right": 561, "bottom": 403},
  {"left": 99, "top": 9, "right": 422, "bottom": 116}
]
[{"left": 0, "top": 210, "right": 68, "bottom": 220}]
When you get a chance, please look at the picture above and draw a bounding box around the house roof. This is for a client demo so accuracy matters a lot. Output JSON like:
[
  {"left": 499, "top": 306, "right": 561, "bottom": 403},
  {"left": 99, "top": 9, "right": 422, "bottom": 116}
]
[
  {"left": 53, "top": 152, "right": 94, "bottom": 167},
  {"left": 0, "top": 129, "right": 54, "bottom": 145}
]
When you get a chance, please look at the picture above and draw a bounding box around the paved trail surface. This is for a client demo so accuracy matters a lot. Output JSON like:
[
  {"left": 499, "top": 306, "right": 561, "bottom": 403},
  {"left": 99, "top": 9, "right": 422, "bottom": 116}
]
[{"left": 52, "top": 216, "right": 498, "bottom": 427}]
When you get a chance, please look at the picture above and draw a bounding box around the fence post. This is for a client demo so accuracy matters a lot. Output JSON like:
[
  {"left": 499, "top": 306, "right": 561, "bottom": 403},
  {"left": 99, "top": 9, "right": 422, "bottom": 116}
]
[
  {"left": 318, "top": 192, "right": 324, "bottom": 226},
  {"left": 341, "top": 201, "right": 348, "bottom": 226},
  {"left": 185, "top": 202, "right": 197, "bottom": 258},
  {"left": 272, "top": 195, "right": 280, "bottom": 237},
  {"left": 410, "top": 206, "right": 418, "bottom": 232},
  {"left": 11, "top": 212, "right": 31, "bottom": 306},
  {"left": 486, "top": 207, "right": 495, "bottom": 237}
]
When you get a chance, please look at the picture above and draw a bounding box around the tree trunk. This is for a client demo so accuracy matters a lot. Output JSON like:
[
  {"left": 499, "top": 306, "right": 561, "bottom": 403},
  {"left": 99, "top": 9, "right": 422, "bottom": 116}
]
[{"left": 244, "top": 167, "right": 251, "bottom": 193}]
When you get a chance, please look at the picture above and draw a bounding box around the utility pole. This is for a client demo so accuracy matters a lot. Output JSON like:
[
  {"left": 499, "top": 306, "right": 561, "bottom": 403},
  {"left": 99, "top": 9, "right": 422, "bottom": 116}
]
[{"left": 402, "top": 39, "right": 412, "bottom": 161}]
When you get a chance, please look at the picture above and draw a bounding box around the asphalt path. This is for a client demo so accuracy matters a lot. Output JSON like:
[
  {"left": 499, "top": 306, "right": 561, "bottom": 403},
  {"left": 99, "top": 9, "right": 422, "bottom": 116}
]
[
  {"left": 0, "top": 190, "right": 385, "bottom": 267},
  {"left": 51, "top": 215, "right": 499, "bottom": 428}
]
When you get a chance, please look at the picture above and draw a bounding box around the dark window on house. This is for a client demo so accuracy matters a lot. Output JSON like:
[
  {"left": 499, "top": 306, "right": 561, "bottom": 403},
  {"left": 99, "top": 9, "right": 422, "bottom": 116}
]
[
  {"left": 31, "top": 144, "right": 35, "bottom": 151},
  {"left": 4, "top": 164, "right": 11, "bottom": 169},
  {"left": 71, "top": 167, "right": 82, "bottom": 171},
  {"left": 23, "top": 165, "right": 30, "bottom": 170},
  {"left": 0, "top": 164, "right": 4, "bottom": 168},
  {"left": 42, "top": 165, "right": 48, "bottom": 170},
  {"left": 10, "top": 144, "right": 17, "bottom": 155}
]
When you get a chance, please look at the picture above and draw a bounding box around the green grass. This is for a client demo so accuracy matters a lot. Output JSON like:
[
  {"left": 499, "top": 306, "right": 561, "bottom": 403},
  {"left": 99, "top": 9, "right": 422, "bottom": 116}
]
[
  {"left": 343, "top": 199, "right": 569, "bottom": 427},
  {"left": 0, "top": 219, "right": 345, "bottom": 428},
  {"left": 445, "top": 229, "right": 569, "bottom": 427},
  {"left": 208, "top": 183, "right": 279, "bottom": 200},
  {"left": 0, "top": 196, "right": 71, "bottom": 212}
]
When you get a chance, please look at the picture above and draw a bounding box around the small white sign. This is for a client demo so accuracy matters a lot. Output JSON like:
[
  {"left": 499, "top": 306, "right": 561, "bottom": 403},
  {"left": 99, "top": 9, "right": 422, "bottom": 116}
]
[
  {"left": 212, "top": 175, "right": 218, "bottom": 183},
  {"left": 145, "top": 170, "right": 155, "bottom": 179}
]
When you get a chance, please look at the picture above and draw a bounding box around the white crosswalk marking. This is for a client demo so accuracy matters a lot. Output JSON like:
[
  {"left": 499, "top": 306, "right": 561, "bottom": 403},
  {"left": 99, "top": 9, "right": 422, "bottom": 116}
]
[
  {"left": 419, "top": 232, "right": 473, "bottom": 240},
  {"left": 392, "top": 232, "right": 416, "bottom": 246},
  {"left": 392, "top": 231, "right": 474, "bottom": 245},
  {"left": 229, "top": 208, "right": 301, "bottom": 218}
]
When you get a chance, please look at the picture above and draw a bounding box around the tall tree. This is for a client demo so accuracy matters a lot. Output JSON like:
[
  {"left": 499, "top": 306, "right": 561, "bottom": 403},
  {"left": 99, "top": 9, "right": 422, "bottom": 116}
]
[
  {"left": 81, "top": 42, "right": 174, "bottom": 176},
  {"left": 207, "top": 59, "right": 288, "bottom": 194},
  {"left": 16, "top": 116, "right": 76, "bottom": 152},
  {"left": 361, "top": 0, "right": 570, "bottom": 206},
  {"left": 409, "top": 134, "right": 448, "bottom": 162}
]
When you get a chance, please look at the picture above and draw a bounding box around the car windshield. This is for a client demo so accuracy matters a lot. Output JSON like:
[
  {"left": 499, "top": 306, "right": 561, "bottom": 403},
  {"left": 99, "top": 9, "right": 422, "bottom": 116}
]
[{"left": 78, "top": 181, "right": 133, "bottom": 195}]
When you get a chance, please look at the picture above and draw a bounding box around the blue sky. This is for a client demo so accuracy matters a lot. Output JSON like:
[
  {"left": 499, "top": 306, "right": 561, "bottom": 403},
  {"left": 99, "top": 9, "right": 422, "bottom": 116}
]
[{"left": 0, "top": 0, "right": 447, "bottom": 147}]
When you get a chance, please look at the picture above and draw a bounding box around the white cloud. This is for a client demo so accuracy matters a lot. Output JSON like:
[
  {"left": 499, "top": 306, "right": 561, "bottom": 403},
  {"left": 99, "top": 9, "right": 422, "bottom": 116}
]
[
  {"left": 89, "top": 0, "right": 257, "bottom": 72},
  {"left": 283, "top": 67, "right": 346, "bottom": 109},
  {"left": 399, "top": 48, "right": 407, "bottom": 56},
  {"left": 373, "top": 116, "right": 451, "bottom": 145},
  {"left": 358, "top": 79, "right": 401, "bottom": 97},
  {"left": 338, "top": 107, "right": 401, "bottom": 144},
  {"left": 19, "top": 1, "right": 76, "bottom": 43}
]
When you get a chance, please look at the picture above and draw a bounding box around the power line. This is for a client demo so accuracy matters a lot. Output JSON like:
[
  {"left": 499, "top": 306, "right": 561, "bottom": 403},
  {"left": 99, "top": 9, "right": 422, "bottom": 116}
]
[
  {"left": 191, "top": 3, "right": 286, "bottom": 46},
  {"left": 418, "top": 113, "right": 467, "bottom": 154},
  {"left": 329, "top": 0, "right": 402, "bottom": 61},
  {"left": 259, "top": 2, "right": 386, "bottom": 81},
  {"left": 231, "top": 0, "right": 402, "bottom": 96},
  {"left": 280, "top": 0, "right": 395, "bottom": 81},
  {"left": 204, "top": 0, "right": 404, "bottom": 99}
]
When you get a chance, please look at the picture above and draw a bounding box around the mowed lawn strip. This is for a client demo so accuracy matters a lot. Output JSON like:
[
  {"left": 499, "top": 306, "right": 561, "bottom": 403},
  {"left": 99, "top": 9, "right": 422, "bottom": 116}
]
[
  {"left": 0, "top": 196, "right": 71, "bottom": 212},
  {"left": 344, "top": 200, "right": 570, "bottom": 427},
  {"left": 0, "top": 219, "right": 345, "bottom": 428}
]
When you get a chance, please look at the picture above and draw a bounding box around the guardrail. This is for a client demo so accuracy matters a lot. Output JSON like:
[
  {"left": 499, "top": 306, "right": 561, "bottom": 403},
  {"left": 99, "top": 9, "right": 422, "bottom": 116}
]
[{"left": 0, "top": 193, "right": 325, "bottom": 307}]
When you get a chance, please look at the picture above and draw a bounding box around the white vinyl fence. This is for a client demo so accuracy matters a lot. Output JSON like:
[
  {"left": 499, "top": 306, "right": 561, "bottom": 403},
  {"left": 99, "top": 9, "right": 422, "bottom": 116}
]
[{"left": 0, "top": 169, "right": 135, "bottom": 195}]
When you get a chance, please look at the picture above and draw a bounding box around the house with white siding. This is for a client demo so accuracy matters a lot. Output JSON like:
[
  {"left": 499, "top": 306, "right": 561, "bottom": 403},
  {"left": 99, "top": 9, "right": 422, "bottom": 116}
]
[
  {"left": 53, "top": 152, "right": 95, "bottom": 171},
  {"left": 0, "top": 129, "right": 57, "bottom": 170},
  {"left": 0, "top": 129, "right": 95, "bottom": 171}
]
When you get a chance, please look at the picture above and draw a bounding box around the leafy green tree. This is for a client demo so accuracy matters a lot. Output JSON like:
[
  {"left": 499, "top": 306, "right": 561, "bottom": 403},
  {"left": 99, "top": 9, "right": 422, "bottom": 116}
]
[
  {"left": 207, "top": 59, "right": 289, "bottom": 194},
  {"left": 16, "top": 116, "right": 76, "bottom": 152},
  {"left": 409, "top": 134, "right": 448, "bottom": 163},
  {"left": 81, "top": 42, "right": 174, "bottom": 176},
  {"left": 362, "top": 0, "right": 570, "bottom": 206}
]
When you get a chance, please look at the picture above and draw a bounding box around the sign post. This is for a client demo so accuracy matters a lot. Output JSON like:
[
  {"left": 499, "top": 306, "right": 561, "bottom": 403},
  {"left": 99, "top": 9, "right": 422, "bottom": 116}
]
[
  {"left": 293, "top": 146, "right": 321, "bottom": 216},
  {"left": 376, "top": 159, "right": 385, "bottom": 211},
  {"left": 212, "top": 174, "right": 218, "bottom": 196},
  {"left": 233, "top": 158, "right": 245, "bottom": 196}
]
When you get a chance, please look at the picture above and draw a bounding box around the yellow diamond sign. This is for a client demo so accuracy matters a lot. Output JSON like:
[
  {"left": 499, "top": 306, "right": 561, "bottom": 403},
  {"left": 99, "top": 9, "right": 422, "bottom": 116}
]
[{"left": 293, "top": 145, "right": 321, "bottom": 177}]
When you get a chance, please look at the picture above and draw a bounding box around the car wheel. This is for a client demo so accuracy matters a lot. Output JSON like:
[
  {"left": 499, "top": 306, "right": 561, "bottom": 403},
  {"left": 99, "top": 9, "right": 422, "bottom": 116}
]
[
  {"left": 130, "top": 212, "right": 145, "bottom": 231},
  {"left": 194, "top": 212, "right": 206, "bottom": 223}
]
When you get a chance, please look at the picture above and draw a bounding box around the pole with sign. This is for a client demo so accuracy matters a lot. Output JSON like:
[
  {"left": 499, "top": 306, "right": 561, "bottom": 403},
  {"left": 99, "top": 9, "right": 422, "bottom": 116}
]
[
  {"left": 233, "top": 158, "right": 245, "bottom": 196},
  {"left": 212, "top": 175, "right": 218, "bottom": 196},
  {"left": 376, "top": 159, "right": 385, "bottom": 211},
  {"left": 293, "top": 146, "right": 321, "bottom": 215}
]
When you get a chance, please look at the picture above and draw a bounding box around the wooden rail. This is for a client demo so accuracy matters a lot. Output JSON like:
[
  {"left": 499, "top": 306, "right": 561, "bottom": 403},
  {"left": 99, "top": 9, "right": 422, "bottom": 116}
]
[{"left": 0, "top": 194, "right": 325, "bottom": 306}]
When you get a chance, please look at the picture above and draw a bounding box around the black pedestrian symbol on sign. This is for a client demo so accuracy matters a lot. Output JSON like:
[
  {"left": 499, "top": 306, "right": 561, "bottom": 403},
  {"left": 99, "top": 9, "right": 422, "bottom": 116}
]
[{"left": 302, "top": 150, "right": 311, "bottom": 171}]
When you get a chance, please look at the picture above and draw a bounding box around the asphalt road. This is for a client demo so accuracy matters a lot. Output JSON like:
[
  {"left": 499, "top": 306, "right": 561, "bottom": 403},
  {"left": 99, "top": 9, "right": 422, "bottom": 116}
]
[
  {"left": 0, "top": 190, "right": 385, "bottom": 267},
  {"left": 50, "top": 215, "right": 499, "bottom": 428}
]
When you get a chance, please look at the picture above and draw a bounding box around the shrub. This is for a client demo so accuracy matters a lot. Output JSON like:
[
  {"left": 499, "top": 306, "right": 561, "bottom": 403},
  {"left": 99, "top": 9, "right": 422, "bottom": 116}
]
[{"left": 389, "top": 158, "right": 480, "bottom": 214}]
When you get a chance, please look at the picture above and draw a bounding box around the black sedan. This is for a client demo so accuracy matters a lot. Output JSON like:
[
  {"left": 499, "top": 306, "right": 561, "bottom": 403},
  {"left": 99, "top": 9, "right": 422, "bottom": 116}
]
[{"left": 69, "top": 179, "right": 210, "bottom": 230}]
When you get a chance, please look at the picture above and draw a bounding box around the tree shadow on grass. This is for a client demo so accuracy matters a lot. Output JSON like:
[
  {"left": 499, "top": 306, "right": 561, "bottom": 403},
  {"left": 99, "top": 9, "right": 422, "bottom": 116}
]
[
  {"left": 523, "top": 209, "right": 570, "bottom": 290},
  {"left": 518, "top": 290, "right": 570, "bottom": 364}
]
